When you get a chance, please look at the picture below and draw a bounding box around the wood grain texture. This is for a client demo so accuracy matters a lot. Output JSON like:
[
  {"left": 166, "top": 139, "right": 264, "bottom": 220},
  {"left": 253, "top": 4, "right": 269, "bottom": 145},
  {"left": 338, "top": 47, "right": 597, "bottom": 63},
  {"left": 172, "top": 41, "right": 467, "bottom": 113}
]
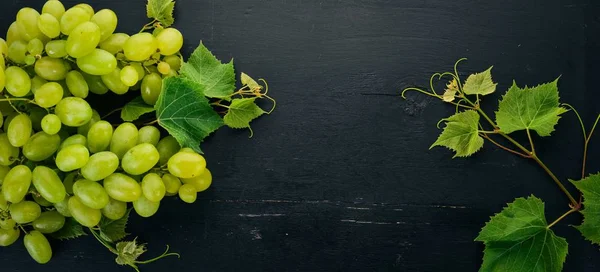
[{"left": 2, "top": 0, "right": 600, "bottom": 271}]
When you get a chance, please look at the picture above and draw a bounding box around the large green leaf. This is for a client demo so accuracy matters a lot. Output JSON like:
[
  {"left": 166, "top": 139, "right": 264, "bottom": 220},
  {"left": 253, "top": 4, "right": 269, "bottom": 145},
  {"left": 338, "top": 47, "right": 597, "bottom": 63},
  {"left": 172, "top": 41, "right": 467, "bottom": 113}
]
[
  {"left": 475, "top": 196, "right": 568, "bottom": 272},
  {"left": 121, "top": 97, "right": 155, "bottom": 122},
  {"left": 496, "top": 79, "right": 567, "bottom": 136},
  {"left": 223, "top": 98, "right": 265, "bottom": 129},
  {"left": 430, "top": 110, "right": 483, "bottom": 158},
  {"left": 180, "top": 42, "right": 235, "bottom": 100},
  {"left": 572, "top": 174, "right": 600, "bottom": 244},
  {"left": 155, "top": 76, "right": 224, "bottom": 153},
  {"left": 99, "top": 209, "right": 130, "bottom": 242},
  {"left": 50, "top": 218, "right": 87, "bottom": 240},
  {"left": 146, "top": 0, "right": 175, "bottom": 27},
  {"left": 462, "top": 66, "right": 497, "bottom": 95}
]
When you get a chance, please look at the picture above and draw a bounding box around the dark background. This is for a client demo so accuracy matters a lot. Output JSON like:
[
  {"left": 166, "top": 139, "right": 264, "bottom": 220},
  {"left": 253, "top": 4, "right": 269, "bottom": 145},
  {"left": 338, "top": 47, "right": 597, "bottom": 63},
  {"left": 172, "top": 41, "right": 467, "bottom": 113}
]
[{"left": 2, "top": 0, "right": 600, "bottom": 271}]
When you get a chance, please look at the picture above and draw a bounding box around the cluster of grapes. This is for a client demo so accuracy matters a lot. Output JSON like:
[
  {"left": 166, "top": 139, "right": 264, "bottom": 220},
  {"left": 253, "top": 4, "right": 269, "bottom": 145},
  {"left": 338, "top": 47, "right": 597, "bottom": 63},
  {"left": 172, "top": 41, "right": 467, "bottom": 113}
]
[{"left": 0, "top": 0, "right": 211, "bottom": 264}]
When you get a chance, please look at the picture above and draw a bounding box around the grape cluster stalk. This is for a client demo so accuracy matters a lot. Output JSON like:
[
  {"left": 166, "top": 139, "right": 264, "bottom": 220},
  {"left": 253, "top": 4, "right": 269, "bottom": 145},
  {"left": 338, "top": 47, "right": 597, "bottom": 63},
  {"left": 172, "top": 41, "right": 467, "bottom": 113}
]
[{"left": 0, "top": 0, "right": 212, "bottom": 264}]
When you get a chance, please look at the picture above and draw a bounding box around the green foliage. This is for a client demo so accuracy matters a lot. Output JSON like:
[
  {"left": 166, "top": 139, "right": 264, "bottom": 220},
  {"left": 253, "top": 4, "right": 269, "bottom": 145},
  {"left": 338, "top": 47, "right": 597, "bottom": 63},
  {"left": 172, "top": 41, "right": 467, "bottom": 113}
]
[
  {"left": 431, "top": 110, "right": 483, "bottom": 157},
  {"left": 146, "top": 0, "right": 175, "bottom": 27},
  {"left": 572, "top": 174, "right": 600, "bottom": 244},
  {"left": 50, "top": 218, "right": 87, "bottom": 240},
  {"left": 121, "top": 97, "right": 155, "bottom": 122},
  {"left": 223, "top": 98, "right": 266, "bottom": 129},
  {"left": 180, "top": 42, "right": 236, "bottom": 100},
  {"left": 99, "top": 210, "right": 131, "bottom": 243},
  {"left": 462, "top": 66, "right": 497, "bottom": 95}
]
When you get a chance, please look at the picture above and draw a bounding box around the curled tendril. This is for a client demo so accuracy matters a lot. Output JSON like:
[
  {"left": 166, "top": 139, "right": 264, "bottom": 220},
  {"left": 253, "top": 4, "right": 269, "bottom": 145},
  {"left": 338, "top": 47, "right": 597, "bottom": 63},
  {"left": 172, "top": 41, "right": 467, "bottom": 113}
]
[
  {"left": 402, "top": 58, "right": 468, "bottom": 101},
  {"left": 436, "top": 118, "right": 447, "bottom": 129}
]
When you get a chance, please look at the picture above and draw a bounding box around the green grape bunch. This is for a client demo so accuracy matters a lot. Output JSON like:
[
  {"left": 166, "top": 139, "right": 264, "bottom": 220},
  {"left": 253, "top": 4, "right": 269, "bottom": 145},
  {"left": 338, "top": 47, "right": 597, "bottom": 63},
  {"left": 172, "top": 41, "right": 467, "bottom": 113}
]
[{"left": 0, "top": 0, "right": 218, "bottom": 270}]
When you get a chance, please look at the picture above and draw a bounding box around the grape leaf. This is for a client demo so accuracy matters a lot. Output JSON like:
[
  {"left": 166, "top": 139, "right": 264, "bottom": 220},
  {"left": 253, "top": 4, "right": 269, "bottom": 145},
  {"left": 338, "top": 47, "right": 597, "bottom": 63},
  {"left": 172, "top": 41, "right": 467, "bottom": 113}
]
[
  {"left": 462, "top": 66, "right": 497, "bottom": 95},
  {"left": 223, "top": 98, "right": 265, "bottom": 129},
  {"left": 99, "top": 209, "right": 131, "bottom": 243},
  {"left": 475, "top": 196, "right": 568, "bottom": 272},
  {"left": 116, "top": 238, "right": 147, "bottom": 266},
  {"left": 572, "top": 173, "right": 600, "bottom": 244},
  {"left": 146, "top": 0, "right": 175, "bottom": 27},
  {"left": 50, "top": 218, "right": 87, "bottom": 240},
  {"left": 121, "top": 97, "right": 155, "bottom": 122},
  {"left": 496, "top": 79, "right": 567, "bottom": 136},
  {"left": 241, "top": 72, "right": 261, "bottom": 90},
  {"left": 430, "top": 110, "right": 483, "bottom": 158},
  {"left": 180, "top": 42, "right": 235, "bottom": 100},
  {"left": 155, "top": 76, "right": 224, "bottom": 153}
]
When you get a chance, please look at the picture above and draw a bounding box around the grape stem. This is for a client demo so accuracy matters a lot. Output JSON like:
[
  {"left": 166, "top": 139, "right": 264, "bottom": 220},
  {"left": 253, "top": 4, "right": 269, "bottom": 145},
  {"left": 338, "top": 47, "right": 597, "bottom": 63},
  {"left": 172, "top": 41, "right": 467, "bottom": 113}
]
[
  {"left": 102, "top": 107, "right": 123, "bottom": 119},
  {"left": 547, "top": 207, "right": 578, "bottom": 229}
]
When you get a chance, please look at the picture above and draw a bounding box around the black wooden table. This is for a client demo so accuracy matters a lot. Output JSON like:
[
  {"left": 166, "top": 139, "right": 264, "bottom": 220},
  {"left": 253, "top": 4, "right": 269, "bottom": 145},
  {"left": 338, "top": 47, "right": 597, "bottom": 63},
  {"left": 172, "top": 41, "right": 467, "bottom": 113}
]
[{"left": 2, "top": 0, "right": 599, "bottom": 271}]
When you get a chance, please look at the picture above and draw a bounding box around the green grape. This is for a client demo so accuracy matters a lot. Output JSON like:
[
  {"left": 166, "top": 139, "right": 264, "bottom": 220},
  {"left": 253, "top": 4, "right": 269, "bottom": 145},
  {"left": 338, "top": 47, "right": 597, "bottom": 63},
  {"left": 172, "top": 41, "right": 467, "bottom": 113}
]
[
  {"left": 103, "top": 173, "right": 142, "bottom": 202},
  {"left": 3, "top": 113, "right": 16, "bottom": 133},
  {"left": 7, "top": 113, "right": 32, "bottom": 147},
  {"left": 6, "top": 22, "right": 21, "bottom": 46},
  {"left": 179, "top": 148, "right": 196, "bottom": 153},
  {"left": 0, "top": 218, "right": 16, "bottom": 230},
  {"left": 31, "top": 75, "right": 48, "bottom": 94},
  {"left": 22, "top": 131, "right": 61, "bottom": 161},
  {"left": 34, "top": 82, "right": 64, "bottom": 108},
  {"left": 123, "top": 33, "right": 158, "bottom": 61},
  {"left": 101, "top": 67, "right": 129, "bottom": 94},
  {"left": 16, "top": 8, "right": 43, "bottom": 42},
  {"left": 41, "top": 114, "right": 62, "bottom": 135},
  {"left": 32, "top": 211, "right": 65, "bottom": 234},
  {"left": 0, "top": 70, "right": 4, "bottom": 95},
  {"left": 141, "top": 73, "right": 162, "bottom": 105},
  {"left": 32, "top": 166, "right": 66, "bottom": 204},
  {"left": 1, "top": 165, "right": 31, "bottom": 203},
  {"left": 73, "top": 179, "right": 109, "bottom": 209},
  {"left": 0, "top": 56, "right": 4, "bottom": 71},
  {"left": 122, "top": 143, "right": 160, "bottom": 175},
  {"left": 65, "top": 70, "right": 89, "bottom": 98},
  {"left": 27, "top": 38, "right": 44, "bottom": 55},
  {"left": 151, "top": 52, "right": 161, "bottom": 60},
  {"left": 45, "top": 40, "right": 67, "bottom": 58},
  {"left": 87, "top": 120, "right": 113, "bottom": 153},
  {"left": 42, "top": 0, "right": 66, "bottom": 20},
  {"left": 0, "top": 165, "right": 10, "bottom": 185},
  {"left": 167, "top": 152, "right": 207, "bottom": 179},
  {"left": 24, "top": 231, "right": 52, "bottom": 264},
  {"left": 110, "top": 123, "right": 139, "bottom": 159},
  {"left": 63, "top": 172, "right": 76, "bottom": 195},
  {"left": 5, "top": 66, "right": 30, "bottom": 97},
  {"left": 102, "top": 197, "right": 127, "bottom": 220},
  {"left": 0, "top": 133, "right": 19, "bottom": 166},
  {"left": 37, "top": 13, "right": 60, "bottom": 38},
  {"left": 81, "top": 151, "right": 119, "bottom": 182},
  {"left": 157, "top": 136, "right": 180, "bottom": 165},
  {"left": 0, "top": 227, "right": 20, "bottom": 247},
  {"left": 141, "top": 173, "right": 166, "bottom": 202},
  {"left": 7, "top": 40, "right": 27, "bottom": 64},
  {"left": 55, "top": 97, "right": 93, "bottom": 127},
  {"left": 157, "top": 62, "right": 171, "bottom": 75},
  {"left": 0, "top": 193, "right": 7, "bottom": 210},
  {"left": 162, "top": 174, "right": 181, "bottom": 196},
  {"left": 138, "top": 126, "right": 161, "bottom": 146},
  {"left": 156, "top": 28, "right": 183, "bottom": 55},
  {"left": 32, "top": 191, "right": 53, "bottom": 207},
  {"left": 183, "top": 168, "right": 212, "bottom": 192},
  {"left": 120, "top": 65, "right": 138, "bottom": 87},
  {"left": 67, "top": 196, "right": 101, "bottom": 227},
  {"left": 77, "top": 109, "right": 100, "bottom": 136},
  {"left": 130, "top": 62, "right": 146, "bottom": 81},
  {"left": 9, "top": 201, "right": 41, "bottom": 224},
  {"left": 91, "top": 9, "right": 117, "bottom": 41},
  {"left": 66, "top": 22, "right": 101, "bottom": 58},
  {"left": 77, "top": 49, "right": 117, "bottom": 76},
  {"left": 24, "top": 55, "right": 36, "bottom": 65},
  {"left": 34, "top": 57, "right": 70, "bottom": 81},
  {"left": 178, "top": 183, "right": 197, "bottom": 204},
  {"left": 74, "top": 4, "right": 94, "bottom": 17},
  {"left": 0, "top": 38, "right": 7, "bottom": 56},
  {"left": 55, "top": 144, "right": 90, "bottom": 172},
  {"left": 54, "top": 198, "right": 71, "bottom": 217},
  {"left": 60, "top": 134, "right": 87, "bottom": 150},
  {"left": 99, "top": 33, "right": 129, "bottom": 54},
  {"left": 82, "top": 72, "right": 109, "bottom": 94},
  {"left": 60, "top": 7, "right": 91, "bottom": 35},
  {"left": 133, "top": 195, "right": 160, "bottom": 218},
  {"left": 163, "top": 55, "right": 182, "bottom": 71}
]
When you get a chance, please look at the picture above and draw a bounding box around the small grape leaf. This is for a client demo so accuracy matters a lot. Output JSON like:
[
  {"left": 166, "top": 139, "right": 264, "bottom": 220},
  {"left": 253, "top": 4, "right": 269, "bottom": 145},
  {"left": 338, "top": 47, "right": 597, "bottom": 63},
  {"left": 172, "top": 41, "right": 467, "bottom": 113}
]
[
  {"left": 496, "top": 79, "right": 567, "bottom": 136},
  {"left": 146, "top": 0, "right": 175, "bottom": 27},
  {"left": 572, "top": 173, "right": 600, "bottom": 244},
  {"left": 241, "top": 72, "right": 261, "bottom": 90},
  {"left": 99, "top": 209, "right": 130, "bottom": 243},
  {"left": 121, "top": 97, "right": 155, "bottom": 122},
  {"left": 50, "top": 218, "right": 87, "bottom": 240},
  {"left": 430, "top": 110, "right": 483, "bottom": 158},
  {"left": 223, "top": 98, "right": 266, "bottom": 129},
  {"left": 155, "top": 76, "right": 224, "bottom": 153},
  {"left": 116, "top": 238, "right": 147, "bottom": 266},
  {"left": 462, "top": 66, "right": 497, "bottom": 95},
  {"left": 180, "top": 42, "right": 235, "bottom": 100},
  {"left": 475, "top": 196, "right": 568, "bottom": 272}
]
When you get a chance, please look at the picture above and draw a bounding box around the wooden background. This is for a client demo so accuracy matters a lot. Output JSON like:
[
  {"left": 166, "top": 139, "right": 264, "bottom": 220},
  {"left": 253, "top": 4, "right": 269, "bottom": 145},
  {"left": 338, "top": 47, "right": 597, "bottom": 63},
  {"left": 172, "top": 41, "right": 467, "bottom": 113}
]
[{"left": 2, "top": 0, "right": 600, "bottom": 271}]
